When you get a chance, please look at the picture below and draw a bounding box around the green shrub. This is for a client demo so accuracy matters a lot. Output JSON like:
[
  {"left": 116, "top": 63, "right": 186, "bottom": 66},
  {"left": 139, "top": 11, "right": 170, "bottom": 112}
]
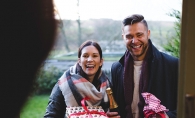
[
  {"left": 103, "top": 69, "right": 111, "bottom": 81},
  {"left": 34, "top": 66, "right": 64, "bottom": 94},
  {"left": 34, "top": 65, "right": 112, "bottom": 94},
  {"left": 164, "top": 9, "right": 181, "bottom": 58}
]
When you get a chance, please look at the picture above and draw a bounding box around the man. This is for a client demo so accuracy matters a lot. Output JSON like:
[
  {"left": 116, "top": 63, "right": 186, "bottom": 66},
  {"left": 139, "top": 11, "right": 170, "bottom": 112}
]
[{"left": 110, "top": 14, "right": 178, "bottom": 118}]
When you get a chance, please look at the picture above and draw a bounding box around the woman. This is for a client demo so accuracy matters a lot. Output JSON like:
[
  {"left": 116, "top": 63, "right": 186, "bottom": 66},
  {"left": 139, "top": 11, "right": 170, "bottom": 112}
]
[{"left": 44, "top": 40, "right": 111, "bottom": 118}]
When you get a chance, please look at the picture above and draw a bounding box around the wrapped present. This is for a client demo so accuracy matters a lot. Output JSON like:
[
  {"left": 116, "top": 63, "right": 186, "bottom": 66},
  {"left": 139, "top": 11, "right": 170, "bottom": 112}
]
[
  {"left": 141, "top": 92, "right": 169, "bottom": 118},
  {"left": 66, "top": 97, "right": 108, "bottom": 118},
  {"left": 66, "top": 106, "right": 107, "bottom": 118}
]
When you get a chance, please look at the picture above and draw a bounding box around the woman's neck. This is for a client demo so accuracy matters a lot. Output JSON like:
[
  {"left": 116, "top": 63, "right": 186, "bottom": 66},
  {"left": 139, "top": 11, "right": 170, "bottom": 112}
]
[{"left": 88, "top": 75, "right": 94, "bottom": 83}]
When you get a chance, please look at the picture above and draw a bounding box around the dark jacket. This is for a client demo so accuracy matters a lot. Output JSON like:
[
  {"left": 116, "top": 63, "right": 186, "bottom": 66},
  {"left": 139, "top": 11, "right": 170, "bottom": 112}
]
[
  {"left": 44, "top": 83, "right": 66, "bottom": 118},
  {"left": 44, "top": 68, "right": 110, "bottom": 118},
  {"left": 111, "top": 40, "right": 178, "bottom": 118}
]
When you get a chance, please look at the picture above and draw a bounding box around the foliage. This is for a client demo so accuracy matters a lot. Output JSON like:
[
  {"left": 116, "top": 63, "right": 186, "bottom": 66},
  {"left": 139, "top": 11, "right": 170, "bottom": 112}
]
[
  {"left": 34, "top": 66, "right": 64, "bottom": 94},
  {"left": 20, "top": 95, "right": 49, "bottom": 118},
  {"left": 104, "top": 69, "right": 111, "bottom": 81},
  {"left": 163, "top": 9, "right": 181, "bottom": 58},
  {"left": 33, "top": 63, "right": 113, "bottom": 94},
  {"left": 52, "top": 19, "right": 174, "bottom": 56}
]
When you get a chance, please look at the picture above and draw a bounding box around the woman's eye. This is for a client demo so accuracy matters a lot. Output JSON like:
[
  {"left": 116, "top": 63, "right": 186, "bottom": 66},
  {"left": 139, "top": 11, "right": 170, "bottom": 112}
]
[
  {"left": 93, "top": 55, "right": 99, "bottom": 58},
  {"left": 83, "top": 55, "right": 88, "bottom": 58}
]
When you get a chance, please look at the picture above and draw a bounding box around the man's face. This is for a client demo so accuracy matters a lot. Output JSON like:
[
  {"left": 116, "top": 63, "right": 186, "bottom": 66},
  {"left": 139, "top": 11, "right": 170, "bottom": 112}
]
[{"left": 122, "top": 22, "right": 150, "bottom": 61}]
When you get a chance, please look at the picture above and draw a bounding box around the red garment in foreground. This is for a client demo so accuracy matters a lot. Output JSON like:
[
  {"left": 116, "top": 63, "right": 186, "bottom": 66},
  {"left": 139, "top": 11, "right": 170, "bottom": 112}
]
[{"left": 142, "top": 92, "right": 169, "bottom": 118}]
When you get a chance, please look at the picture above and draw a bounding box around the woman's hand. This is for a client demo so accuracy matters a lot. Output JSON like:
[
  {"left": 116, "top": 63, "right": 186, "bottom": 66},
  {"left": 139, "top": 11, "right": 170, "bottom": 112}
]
[{"left": 106, "top": 111, "right": 120, "bottom": 118}]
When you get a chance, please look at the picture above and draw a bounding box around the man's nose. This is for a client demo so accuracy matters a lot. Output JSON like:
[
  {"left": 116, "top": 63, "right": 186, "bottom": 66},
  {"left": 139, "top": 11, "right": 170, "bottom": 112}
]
[{"left": 132, "top": 38, "right": 138, "bottom": 43}]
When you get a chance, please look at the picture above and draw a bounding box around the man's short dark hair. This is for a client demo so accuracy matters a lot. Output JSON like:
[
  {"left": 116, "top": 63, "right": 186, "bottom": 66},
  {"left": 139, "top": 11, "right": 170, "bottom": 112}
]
[{"left": 122, "top": 14, "right": 148, "bottom": 30}]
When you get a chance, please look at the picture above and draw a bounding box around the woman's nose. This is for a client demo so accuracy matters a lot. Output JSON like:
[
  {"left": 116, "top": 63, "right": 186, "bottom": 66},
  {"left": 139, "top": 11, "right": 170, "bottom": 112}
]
[{"left": 87, "top": 56, "right": 93, "bottom": 61}]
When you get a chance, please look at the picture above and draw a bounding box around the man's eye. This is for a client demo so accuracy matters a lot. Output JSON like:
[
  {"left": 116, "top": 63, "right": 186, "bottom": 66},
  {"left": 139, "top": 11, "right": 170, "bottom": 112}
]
[
  {"left": 137, "top": 33, "right": 143, "bottom": 37},
  {"left": 126, "top": 35, "right": 133, "bottom": 39}
]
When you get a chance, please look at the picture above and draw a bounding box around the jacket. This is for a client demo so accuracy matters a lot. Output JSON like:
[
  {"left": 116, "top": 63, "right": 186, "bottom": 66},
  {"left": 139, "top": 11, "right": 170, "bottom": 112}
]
[
  {"left": 111, "top": 40, "right": 178, "bottom": 118},
  {"left": 44, "top": 65, "right": 110, "bottom": 118}
]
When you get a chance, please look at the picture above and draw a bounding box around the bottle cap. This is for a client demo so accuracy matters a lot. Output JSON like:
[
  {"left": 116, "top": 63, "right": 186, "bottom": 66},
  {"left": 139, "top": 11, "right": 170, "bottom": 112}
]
[{"left": 106, "top": 87, "right": 113, "bottom": 94}]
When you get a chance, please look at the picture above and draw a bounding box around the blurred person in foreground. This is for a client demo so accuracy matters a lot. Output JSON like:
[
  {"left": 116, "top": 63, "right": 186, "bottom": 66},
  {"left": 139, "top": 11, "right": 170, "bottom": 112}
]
[
  {"left": 44, "top": 40, "right": 120, "bottom": 118},
  {"left": 0, "top": 0, "right": 56, "bottom": 117},
  {"left": 110, "top": 14, "right": 178, "bottom": 118}
]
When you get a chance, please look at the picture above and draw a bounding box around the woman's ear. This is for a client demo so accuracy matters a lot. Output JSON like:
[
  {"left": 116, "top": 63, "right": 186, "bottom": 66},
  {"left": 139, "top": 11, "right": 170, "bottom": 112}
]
[
  {"left": 78, "top": 58, "right": 81, "bottom": 66},
  {"left": 100, "top": 58, "right": 104, "bottom": 67}
]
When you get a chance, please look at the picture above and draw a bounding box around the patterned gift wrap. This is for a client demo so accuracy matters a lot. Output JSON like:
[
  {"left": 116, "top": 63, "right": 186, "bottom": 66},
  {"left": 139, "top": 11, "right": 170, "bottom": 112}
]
[
  {"left": 141, "top": 92, "right": 169, "bottom": 118},
  {"left": 66, "top": 106, "right": 108, "bottom": 118}
]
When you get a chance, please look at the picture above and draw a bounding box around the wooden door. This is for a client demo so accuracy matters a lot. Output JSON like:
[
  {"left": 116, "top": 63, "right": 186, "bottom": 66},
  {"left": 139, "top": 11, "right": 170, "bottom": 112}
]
[{"left": 178, "top": 0, "right": 195, "bottom": 117}]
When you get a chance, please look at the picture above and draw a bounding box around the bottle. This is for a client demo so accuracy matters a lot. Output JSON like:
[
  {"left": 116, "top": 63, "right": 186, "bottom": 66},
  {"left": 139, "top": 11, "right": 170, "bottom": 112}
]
[{"left": 106, "top": 87, "right": 119, "bottom": 112}]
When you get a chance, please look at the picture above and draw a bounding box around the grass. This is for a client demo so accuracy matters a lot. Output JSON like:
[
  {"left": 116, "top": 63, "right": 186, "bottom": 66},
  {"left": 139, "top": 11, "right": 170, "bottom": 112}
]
[{"left": 20, "top": 94, "right": 50, "bottom": 118}]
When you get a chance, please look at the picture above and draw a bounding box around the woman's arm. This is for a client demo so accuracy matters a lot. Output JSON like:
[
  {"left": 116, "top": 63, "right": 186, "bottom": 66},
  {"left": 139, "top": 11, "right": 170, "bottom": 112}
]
[{"left": 44, "top": 83, "right": 66, "bottom": 118}]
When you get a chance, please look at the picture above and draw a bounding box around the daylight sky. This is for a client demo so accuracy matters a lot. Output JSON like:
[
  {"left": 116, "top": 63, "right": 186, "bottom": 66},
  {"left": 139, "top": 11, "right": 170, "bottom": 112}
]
[{"left": 54, "top": 0, "right": 182, "bottom": 21}]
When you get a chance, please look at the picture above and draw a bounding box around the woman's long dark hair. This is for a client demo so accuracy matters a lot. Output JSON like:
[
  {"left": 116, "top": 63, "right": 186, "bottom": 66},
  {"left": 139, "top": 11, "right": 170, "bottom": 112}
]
[{"left": 76, "top": 40, "right": 103, "bottom": 89}]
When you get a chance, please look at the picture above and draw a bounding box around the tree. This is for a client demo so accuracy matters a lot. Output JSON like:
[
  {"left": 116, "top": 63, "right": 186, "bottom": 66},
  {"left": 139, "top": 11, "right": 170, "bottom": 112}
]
[
  {"left": 163, "top": 9, "right": 181, "bottom": 58},
  {"left": 54, "top": 4, "right": 70, "bottom": 52},
  {"left": 77, "top": 0, "right": 82, "bottom": 47}
]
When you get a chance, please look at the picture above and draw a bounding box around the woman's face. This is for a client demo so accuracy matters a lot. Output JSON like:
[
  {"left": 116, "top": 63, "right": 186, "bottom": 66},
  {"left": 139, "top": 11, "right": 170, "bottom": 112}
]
[{"left": 78, "top": 45, "right": 103, "bottom": 80}]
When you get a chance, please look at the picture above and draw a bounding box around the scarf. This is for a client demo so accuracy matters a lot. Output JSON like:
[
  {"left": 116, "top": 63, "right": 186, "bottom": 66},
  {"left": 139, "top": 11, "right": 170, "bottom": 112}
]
[
  {"left": 123, "top": 43, "right": 152, "bottom": 118},
  {"left": 58, "top": 64, "right": 109, "bottom": 109}
]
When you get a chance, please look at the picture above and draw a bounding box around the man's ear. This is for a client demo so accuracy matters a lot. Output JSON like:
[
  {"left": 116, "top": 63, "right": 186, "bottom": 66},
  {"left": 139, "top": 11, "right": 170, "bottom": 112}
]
[
  {"left": 122, "top": 33, "right": 126, "bottom": 40},
  {"left": 147, "top": 30, "right": 151, "bottom": 39},
  {"left": 122, "top": 29, "right": 125, "bottom": 40}
]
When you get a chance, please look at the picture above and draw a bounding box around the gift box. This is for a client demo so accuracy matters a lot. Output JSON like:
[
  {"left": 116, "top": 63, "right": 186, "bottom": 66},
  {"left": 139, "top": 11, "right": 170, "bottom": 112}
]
[
  {"left": 66, "top": 106, "right": 108, "bottom": 118},
  {"left": 66, "top": 97, "right": 108, "bottom": 118},
  {"left": 141, "top": 92, "right": 169, "bottom": 118}
]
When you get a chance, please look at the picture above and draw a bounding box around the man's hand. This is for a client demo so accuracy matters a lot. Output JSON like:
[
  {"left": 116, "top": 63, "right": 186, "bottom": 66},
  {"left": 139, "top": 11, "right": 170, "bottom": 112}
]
[
  {"left": 149, "top": 112, "right": 169, "bottom": 118},
  {"left": 106, "top": 111, "right": 120, "bottom": 118}
]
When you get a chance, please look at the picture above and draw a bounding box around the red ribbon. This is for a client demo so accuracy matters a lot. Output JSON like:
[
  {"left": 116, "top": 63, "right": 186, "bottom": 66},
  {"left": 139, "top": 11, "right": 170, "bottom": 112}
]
[
  {"left": 144, "top": 110, "right": 166, "bottom": 118},
  {"left": 69, "top": 97, "right": 108, "bottom": 118}
]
